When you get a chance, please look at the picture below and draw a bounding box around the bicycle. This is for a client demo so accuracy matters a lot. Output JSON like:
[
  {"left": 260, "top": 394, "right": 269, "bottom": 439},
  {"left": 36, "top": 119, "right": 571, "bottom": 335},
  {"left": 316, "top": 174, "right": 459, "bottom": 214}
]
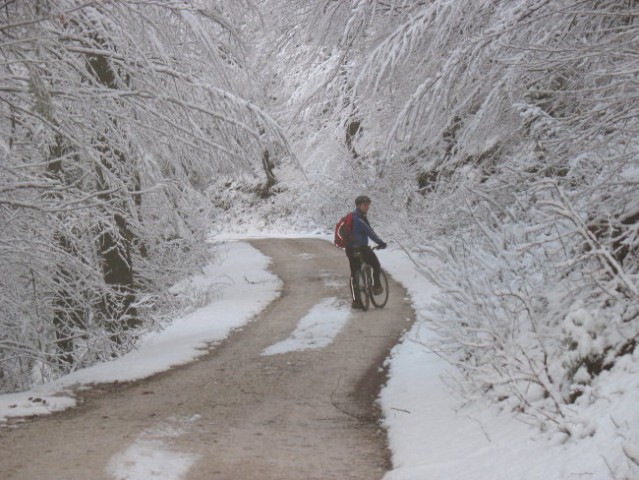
[{"left": 352, "top": 246, "right": 389, "bottom": 311}]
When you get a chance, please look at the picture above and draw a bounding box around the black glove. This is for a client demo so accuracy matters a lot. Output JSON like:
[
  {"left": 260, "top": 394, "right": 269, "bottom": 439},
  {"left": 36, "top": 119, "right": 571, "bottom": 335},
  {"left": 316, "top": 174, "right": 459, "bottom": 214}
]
[{"left": 378, "top": 242, "right": 387, "bottom": 249}]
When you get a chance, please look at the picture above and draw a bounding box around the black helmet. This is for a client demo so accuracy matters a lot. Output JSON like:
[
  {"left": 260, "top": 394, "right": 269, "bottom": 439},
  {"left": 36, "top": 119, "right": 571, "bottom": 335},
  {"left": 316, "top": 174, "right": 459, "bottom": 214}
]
[{"left": 355, "top": 195, "right": 371, "bottom": 206}]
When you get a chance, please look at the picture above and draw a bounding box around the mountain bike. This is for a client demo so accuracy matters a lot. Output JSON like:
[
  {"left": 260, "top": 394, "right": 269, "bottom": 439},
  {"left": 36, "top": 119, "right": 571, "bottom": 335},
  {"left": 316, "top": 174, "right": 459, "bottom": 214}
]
[{"left": 352, "top": 246, "right": 389, "bottom": 311}]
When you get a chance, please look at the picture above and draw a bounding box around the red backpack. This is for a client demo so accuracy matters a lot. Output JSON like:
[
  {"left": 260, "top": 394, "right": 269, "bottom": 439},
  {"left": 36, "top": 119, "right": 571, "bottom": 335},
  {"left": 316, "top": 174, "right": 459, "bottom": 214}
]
[{"left": 334, "top": 212, "right": 354, "bottom": 248}]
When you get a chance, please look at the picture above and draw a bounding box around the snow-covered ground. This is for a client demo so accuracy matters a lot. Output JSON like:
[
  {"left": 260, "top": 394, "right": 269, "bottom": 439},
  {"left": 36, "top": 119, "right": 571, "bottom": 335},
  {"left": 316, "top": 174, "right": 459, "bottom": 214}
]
[
  {"left": 380, "top": 247, "right": 637, "bottom": 480},
  {"left": 0, "top": 235, "right": 632, "bottom": 479}
]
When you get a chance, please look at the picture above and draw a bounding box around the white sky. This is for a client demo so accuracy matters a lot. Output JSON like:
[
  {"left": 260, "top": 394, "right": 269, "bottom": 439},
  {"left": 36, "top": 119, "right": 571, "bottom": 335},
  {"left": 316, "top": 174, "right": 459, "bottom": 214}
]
[{"left": 0, "top": 235, "right": 635, "bottom": 479}]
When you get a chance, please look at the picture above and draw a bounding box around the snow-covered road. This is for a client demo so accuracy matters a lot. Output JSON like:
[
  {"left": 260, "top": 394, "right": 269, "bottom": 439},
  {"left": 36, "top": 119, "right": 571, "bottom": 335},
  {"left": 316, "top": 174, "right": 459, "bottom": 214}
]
[
  {"left": 2, "top": 236, "right": 630, "bottom": 479},
  {"left": 0, "top": 238, "right": 414, "bottom": 480}
]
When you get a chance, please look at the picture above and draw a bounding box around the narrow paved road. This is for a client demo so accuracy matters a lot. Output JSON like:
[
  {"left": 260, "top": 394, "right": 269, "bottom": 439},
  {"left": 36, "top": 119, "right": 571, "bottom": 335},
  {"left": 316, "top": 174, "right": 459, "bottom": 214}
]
[{"left": 0, "top": 238, "right": 414, "bottom": 480}]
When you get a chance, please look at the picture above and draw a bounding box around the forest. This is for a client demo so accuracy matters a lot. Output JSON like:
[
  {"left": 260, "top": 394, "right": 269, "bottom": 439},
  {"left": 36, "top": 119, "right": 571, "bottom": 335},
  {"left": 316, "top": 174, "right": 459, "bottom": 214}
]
[{"left": 1, "top": 0, "right": 638, "bottom": 452}]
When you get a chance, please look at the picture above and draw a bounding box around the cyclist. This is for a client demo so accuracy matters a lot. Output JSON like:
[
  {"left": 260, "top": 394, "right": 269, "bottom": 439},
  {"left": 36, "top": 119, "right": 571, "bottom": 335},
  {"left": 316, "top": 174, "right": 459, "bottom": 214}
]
[{"left": 346, "top": 195, "right": 387, "bottom": 309}]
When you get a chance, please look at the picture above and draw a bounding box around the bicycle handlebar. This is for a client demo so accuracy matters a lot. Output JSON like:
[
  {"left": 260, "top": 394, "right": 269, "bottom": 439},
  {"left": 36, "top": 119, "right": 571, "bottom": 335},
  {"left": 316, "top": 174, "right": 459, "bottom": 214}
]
[{"left": 352, "top": 244, "right": 387, "bottom": 255}]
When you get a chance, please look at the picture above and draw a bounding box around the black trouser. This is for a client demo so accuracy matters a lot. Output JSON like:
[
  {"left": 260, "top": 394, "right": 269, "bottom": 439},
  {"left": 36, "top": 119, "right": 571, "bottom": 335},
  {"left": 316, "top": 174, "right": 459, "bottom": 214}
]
[{"left": 346, "top": 246, "right": 381, "bottom": 301}]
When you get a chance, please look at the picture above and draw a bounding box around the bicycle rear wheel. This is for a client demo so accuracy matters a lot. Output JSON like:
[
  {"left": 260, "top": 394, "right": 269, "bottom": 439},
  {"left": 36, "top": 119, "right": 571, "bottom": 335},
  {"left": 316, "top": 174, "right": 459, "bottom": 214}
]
[
  {"left": 370, "top": 270, "right": 389, "bottom": 308},
  {"left": 354, "top": 269, "right": 370, "bottom": 311}
]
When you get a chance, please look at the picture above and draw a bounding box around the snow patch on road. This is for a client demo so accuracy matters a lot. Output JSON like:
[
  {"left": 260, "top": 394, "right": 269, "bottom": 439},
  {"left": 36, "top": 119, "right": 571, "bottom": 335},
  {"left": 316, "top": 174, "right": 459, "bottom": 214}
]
[
  {"left": 107, "top": 439, "right": 198, "bottom": 480},
  {"left": 106, "top": 417, "right": 201, "bottom": 480},
  {"left": 261, "top": 297, "right": 350, "bottom": 355}
]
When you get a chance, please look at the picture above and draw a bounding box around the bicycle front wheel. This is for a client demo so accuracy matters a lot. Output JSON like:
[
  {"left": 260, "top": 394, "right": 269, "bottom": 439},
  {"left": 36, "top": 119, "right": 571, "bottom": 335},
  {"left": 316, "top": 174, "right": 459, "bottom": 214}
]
[
  {"left": 370, "top": 270, "right": 389, "bottom": 308},
  {"left": 355, "top": 269, "right": 370, "bottom": 311}
]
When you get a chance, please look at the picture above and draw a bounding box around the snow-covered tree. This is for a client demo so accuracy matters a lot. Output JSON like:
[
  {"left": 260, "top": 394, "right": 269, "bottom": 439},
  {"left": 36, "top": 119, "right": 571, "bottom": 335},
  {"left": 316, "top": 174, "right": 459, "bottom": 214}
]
[
  {"left": 262, "top": 1, "right": 638, "bottom": 454},
  {"left": 346, "top": 0, "right": 639, "bottom": 435},
  {"left": 0, "top": 0, "right": 288, "bottom": 391}
]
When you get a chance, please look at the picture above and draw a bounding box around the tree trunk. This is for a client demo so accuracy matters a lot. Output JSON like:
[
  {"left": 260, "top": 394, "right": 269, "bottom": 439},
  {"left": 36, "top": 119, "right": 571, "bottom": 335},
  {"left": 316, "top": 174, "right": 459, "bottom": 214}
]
[
  {"left": 87, "top": 44, "right": 140, "bottom": 343},
  {"left": 259, "top": 147, "right": 277, "bottom": 198},
  {"left": 345, "top": 118, "right": 361, "bottom": 159},
  {"left": 47, "top": 136, "right": 85, "bottom": 368}
]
